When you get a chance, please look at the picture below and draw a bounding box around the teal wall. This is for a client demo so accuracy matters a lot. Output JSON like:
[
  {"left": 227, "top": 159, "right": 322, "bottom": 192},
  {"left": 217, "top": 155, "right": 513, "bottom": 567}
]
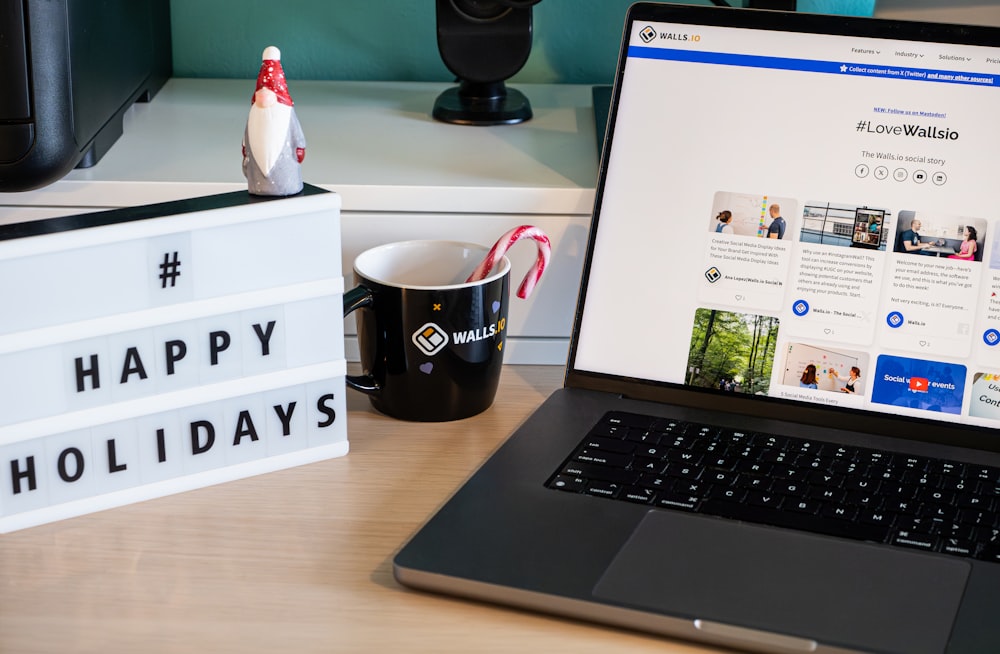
[{"left": 170, "top": 1, "right": 875, "bottom": 85}]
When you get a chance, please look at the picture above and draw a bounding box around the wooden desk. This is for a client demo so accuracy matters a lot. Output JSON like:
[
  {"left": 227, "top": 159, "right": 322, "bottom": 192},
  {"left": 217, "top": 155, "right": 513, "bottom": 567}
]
[{"left": 0, "top": 365, "right": 709, "bottom": 654}]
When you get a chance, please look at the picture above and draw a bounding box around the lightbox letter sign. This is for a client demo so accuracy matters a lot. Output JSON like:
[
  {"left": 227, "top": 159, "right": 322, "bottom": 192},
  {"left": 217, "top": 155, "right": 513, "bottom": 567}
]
[{"left": 0, "top": 186, "right": 347, "bottom": 532}]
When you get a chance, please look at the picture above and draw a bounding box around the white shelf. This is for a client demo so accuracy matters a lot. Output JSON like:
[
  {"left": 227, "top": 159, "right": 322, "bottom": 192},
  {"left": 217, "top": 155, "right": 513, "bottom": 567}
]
[{"left": 0, "top": 79, "right": 601, "bottom": 364}]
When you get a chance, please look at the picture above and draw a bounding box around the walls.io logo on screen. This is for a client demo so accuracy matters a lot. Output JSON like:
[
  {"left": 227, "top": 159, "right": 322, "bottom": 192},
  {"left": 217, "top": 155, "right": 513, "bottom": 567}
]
[{"left": 639, "top": 26, "right": 701, "bottom": 43}]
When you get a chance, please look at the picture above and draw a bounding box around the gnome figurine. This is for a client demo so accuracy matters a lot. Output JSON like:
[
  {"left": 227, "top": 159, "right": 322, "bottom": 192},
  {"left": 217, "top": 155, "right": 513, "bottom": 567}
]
[{"left": 242, "top": 46, "right": 306, "bottom": 196}]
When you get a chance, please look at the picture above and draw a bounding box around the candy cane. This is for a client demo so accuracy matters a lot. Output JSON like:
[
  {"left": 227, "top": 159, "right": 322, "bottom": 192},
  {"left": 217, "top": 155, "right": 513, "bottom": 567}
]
[{"left": 466, "top": 225, "right": 551, "bottom": 299}]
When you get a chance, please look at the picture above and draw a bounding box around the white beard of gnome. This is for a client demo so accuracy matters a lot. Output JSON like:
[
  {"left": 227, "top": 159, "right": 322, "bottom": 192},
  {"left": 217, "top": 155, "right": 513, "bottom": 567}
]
[{"left": 247, "top": 89, "right": 292, "bottom": 177}]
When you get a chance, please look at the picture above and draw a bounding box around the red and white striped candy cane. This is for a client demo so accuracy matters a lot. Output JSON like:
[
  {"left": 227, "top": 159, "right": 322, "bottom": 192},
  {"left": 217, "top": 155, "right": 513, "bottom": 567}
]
[{"left": 466, "top": 225, "right": 551, "bottom": 299}]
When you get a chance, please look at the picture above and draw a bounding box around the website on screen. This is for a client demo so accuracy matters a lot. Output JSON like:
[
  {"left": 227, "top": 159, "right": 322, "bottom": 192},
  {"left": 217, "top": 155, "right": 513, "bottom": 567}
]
[{"left": 576, "top": 20, "right": 1000, "bottom": 429}]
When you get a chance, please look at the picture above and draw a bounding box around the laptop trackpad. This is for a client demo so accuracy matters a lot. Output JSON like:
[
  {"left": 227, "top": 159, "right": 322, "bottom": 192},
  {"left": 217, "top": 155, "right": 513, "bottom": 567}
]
[{"left": 593, "top": 511, "right": 970, "bottom": 654}]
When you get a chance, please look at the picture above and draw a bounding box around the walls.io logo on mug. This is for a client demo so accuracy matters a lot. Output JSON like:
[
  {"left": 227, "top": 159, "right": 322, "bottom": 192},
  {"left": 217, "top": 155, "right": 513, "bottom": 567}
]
[{"left": 412, "top": 323, "right": 449, "bottom": 356}]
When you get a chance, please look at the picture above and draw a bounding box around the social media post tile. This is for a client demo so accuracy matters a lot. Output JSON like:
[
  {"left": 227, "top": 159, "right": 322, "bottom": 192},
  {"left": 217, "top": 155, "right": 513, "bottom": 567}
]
[
  {"left": 966, "top": 372, "right": 1000, "bottom": 425},
  {"left": 772, "top": 341, "right": 869, "bottom": 410},
  {"left": 683, "top": 308, "right": 778, "bottom": 397},
  {"left": 973, "top": 229, "right": 1000, "bottom": 363},
  {"left": 871, "top": 354, "right": 966, "bottom": 419},
  {"left": 800, "top": 201, "right": 893, "bottom": 251},
  {"left": 891, "top": 209, "right": 985, "bottom": 261},
  {"left": 707, "top": 191, "right": 797, "bottom": 241},
  {"left": 879, "top": 210, "right": 988, "bottom": 358},
  {"left": 879, "top": 257, "right": 978, "bottom": 358},
  {"left": 700, "top": 191, "right": 795, "bottom": 312},
  {"left": 783, "top": 200, "right": 892, "bottom": 344}
]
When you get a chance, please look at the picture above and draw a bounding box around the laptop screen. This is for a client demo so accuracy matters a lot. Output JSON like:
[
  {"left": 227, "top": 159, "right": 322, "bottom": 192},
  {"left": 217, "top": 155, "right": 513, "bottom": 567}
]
[{"left": 572, "top": 5, "right": 1000, "bottom": 435}]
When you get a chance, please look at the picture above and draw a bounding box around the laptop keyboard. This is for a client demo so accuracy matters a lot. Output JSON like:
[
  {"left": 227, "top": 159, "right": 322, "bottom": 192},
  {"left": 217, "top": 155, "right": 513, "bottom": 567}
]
[{"left": 546, "top": 411, "right": 1000, "bottom": 562}]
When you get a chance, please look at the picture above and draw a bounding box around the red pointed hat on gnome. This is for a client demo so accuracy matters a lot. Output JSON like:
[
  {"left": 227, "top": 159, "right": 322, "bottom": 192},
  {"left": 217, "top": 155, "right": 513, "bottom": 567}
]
[{"left": 253, "top": 46, "right": 293, "bottom": 106}]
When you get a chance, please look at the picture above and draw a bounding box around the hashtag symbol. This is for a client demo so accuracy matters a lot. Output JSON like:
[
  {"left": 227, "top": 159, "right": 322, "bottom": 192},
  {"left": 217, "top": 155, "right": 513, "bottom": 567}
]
[
  {"left": 856, "top": 120, "right": 868, "bottom": 132},
  {"left": 158, "top": 251, "right": 181, "bottom": 288}
]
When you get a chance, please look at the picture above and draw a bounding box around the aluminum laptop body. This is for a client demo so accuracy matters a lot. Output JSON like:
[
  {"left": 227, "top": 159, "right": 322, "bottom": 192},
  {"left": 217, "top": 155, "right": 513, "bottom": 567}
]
[{"left": 394, "top": 4, "right": 1000, "bottom": 652}]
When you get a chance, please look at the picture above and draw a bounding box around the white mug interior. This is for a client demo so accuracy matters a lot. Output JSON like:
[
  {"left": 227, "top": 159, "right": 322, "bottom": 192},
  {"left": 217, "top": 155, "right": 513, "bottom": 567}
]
[{"left": 354, "top": 240, "right": 511, "bottom": 289}]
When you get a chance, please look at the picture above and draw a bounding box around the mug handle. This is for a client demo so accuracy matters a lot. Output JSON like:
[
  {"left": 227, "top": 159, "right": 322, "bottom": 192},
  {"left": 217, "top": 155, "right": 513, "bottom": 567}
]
[{"left": 343, "top": 285, "right": 380, "bottom": 393}]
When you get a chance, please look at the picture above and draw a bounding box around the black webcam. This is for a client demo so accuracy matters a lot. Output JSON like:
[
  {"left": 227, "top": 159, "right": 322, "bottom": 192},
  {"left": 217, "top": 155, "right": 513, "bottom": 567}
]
[{"left": 432, "top": 0, "right": 537, "bottom": 125}]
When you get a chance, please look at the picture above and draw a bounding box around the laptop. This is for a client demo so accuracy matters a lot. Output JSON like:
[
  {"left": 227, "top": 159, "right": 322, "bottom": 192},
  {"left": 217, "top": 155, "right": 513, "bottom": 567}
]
[{"left": 394, "top": 4, "right": 1000, "bottom": 652}]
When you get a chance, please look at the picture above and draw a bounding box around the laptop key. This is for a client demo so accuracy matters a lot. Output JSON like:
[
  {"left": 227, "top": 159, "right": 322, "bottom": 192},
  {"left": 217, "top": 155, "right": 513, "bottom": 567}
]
[
  {"left": 665, "top": 463, "right": 704, "bottom": 480},
  {"left": 919, "top": 504, "right": 959, "bottom": 522},
  {"left": 560, "top": 462, "right": 639, "bottom": 485},
  {"left": 549, "top": 475, "right": 586, "bottom": 492},
  {"left": 654, "top": 492, "right": 700, "bottom": 511},
  {"left": 704, "top": 469, "right": 739, "bottom": 486},
  {"left": 859, "top": 509, "right": 896, "bottom": 527},
  {"left": 574, "top": 448, "right": 631, "bottom": 468},
  {"left": 847, "top": 491, "right": 883, "bottom": 509},
  {"left": 896, "top": 516, "right": 942, "bottom": 535},
  {"left": 734, "top": 459, "right": 772, "bottom": 475},
  {"left": 881, "top": 483, "right": 917, "bottom": 499},
  {"left": 844, "top": 478, "right": 881, "bottom": 492},
  {"left": 940, "top": 476, "right": 974, "bottom": 492},
  {"left": 651, "top": 418, "right": 686, "bottom": 434},
  {"left": 738, "top": 474, "right": 770, "bottom": 491},
  {"left": 971, "top": 465, "right": 1000, "bottom": 483},
  {"left": 745, "top": 490, "right": 783, "bottom": 509},
  {"left": 958, "top": 508, "right": 997, "bottom": 526},
  {"left": 582, "top": 436, "right": 636, "bottom": 454},
  {"left": 786, "top": 498, "right": 822, "bottom": 515},
  {"left": 637, "top": 472, "right": 669, "bottom": 489},
  {"left": 771, "top": 479, "right": 805, "bottom": 495},
  {"left": 634, "top": 444, "right": 669, "bottom": 459},
  {"left": 752, "top": 433, "right": 791, "bottom": 450},
  {"left": 820, "top": 504, "right": 858, "bottom": 522},
  {"left": 940, "top": 523, "right": 975, "bottom": 541},
  {"left": 588, "top": 423, "right": 628, "bottom": 439},
  {"left": 806, "top": 470, "right": 842, "bottom": 487},
  {"left": 671, "top": 479, "right": 709, "bottom": 496},
  {"left": 704, "top": 455, "right": 737, "bottom": 471},
  {"left": 634, "top": 457, "right": 668, "bottom": 475},
  {"left": 624, "top": 430, "right": 662, "bottom": 445},
  {"left": 718, "top": 428, "right": 754, "bottom": 445},
  {"left": 585, "top": 481, "right": 622, "bottom": 498},
  {"left": 941, "top": 538, "right": 976, "bottom": 557},
  {"left": 917, "top": 488, "right": 955, "bottom": 505},
  {"left": 666, "top": 449, "right": 703, "bottom": 465},
  {"left": 769, "top": 463, "right": 808, "bottom": 480},
  {"left": 661, "top": 434, "right": 696, "bottom": 449},
  {"left": 607, "top": 412, "right": 655, "bottom": 429},
  {"left": 621, "top": 486, "right": 656, "bottom": 504},
  {"left": 808, "top": 487, "right": 848, "bottom": 503},
  {"left": 890, "top": 529, "right": 940, "bottom": 553},
  {"left": 706, "top": 486, "right": 746, "bottom": 503}
]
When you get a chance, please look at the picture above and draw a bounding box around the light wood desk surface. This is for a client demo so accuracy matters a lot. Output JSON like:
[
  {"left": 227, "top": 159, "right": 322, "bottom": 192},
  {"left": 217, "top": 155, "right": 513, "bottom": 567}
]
[{"left": 0, "top": 365, "right": 711, "bottom": 654}]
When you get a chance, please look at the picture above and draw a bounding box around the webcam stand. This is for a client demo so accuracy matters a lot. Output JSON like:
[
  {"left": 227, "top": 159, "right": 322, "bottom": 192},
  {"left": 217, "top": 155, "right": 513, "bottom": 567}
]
[{"left": 433, "top": 80, "right": 531, "bottom": 126}]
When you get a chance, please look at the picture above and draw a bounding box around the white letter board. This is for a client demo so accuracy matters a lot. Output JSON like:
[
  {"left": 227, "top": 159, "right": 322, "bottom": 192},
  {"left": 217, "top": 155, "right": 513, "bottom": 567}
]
[{"left": 0, "top": 185, "right": 347, "bottom": 532}]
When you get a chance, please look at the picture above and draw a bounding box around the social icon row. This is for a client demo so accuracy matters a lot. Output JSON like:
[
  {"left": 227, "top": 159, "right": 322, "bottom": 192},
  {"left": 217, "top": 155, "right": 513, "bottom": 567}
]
[{"left": 854, "top": 164, "right": 947, "bottom": 185}]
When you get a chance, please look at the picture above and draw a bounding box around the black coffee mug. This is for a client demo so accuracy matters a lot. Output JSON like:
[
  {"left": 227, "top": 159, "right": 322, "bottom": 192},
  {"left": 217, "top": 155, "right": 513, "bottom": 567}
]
[{"left": 343, "top": 240, "right": 511, "bottom": 421}]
